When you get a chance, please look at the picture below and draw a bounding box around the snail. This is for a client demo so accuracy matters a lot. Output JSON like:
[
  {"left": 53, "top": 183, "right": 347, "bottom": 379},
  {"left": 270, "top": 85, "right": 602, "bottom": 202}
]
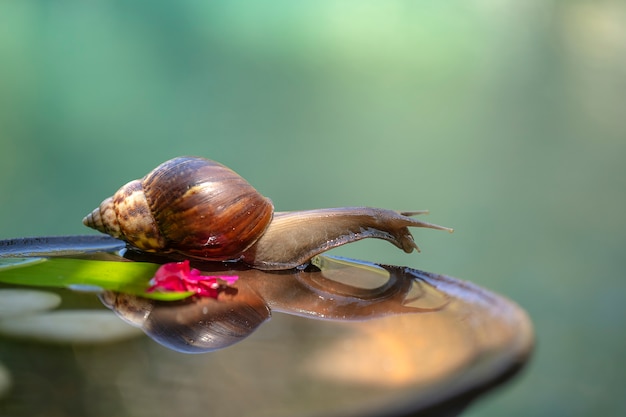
[{"left": 83, "top": 156, "right": 452, "bottom": 270}]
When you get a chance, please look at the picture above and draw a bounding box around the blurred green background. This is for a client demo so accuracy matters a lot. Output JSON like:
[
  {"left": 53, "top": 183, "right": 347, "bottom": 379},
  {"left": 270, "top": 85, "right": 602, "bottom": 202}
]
[{"left": 1, "top": 0, "right": 625, "bottom": 416}]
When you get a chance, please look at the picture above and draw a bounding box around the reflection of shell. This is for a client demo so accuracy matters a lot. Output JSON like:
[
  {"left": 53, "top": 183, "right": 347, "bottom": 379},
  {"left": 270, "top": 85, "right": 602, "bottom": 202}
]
[
  {"left": 100, "top": 288, "right": 271, "bottom": 354},
  {"left": 145, "top": 296, "right": 271, "bottom": 353}
]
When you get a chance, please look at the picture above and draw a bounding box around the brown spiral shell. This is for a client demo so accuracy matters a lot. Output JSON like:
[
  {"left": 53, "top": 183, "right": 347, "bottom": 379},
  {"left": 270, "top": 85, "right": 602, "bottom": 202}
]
[{"left": 83, "top": 157, "right": 274, "bottom": 261}]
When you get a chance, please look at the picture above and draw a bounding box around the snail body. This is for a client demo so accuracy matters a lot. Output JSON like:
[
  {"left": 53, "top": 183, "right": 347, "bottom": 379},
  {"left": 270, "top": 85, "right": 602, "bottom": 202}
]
[{"left": 84, "top": 156, "right": 451, "bottom": 270}]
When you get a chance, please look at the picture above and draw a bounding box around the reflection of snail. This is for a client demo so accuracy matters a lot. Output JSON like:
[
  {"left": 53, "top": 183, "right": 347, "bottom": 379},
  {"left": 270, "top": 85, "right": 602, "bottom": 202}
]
[
  {"left": 84, "top": 156, "right": 452, "bottom": 270},
  {"left": 100, "top": 257, "right": 449, "bottom": 353}
]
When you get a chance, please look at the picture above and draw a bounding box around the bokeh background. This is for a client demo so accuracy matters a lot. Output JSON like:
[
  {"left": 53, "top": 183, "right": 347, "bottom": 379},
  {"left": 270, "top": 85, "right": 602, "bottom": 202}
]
[{"left": 1, "top": 1, "right": 625, "bottom": 416}]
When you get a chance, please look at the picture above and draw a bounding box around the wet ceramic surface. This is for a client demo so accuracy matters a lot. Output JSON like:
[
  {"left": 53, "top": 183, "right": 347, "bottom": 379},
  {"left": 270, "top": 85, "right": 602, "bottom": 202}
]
[{"left": 0, "top": 236, "right": 533, "bottom": 417}]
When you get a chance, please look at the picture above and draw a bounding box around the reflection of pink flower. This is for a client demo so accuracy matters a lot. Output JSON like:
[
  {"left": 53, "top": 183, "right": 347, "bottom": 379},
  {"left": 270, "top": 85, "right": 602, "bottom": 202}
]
[{"left": 147, "top": 260, "right": 238, "bottom": 298}]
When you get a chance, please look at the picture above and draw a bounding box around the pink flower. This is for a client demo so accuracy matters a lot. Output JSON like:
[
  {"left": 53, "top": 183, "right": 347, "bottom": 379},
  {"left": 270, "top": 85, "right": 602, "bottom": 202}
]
[{"left": 147, "top": 260, "right": 238, "bottom": 298}]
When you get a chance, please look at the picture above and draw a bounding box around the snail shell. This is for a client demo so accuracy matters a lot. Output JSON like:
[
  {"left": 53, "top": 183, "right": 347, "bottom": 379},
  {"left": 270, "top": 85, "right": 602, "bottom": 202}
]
[
  {"left": 83, "top": 157, "right": 274, "bottom": 261},
  {"left": 84, "top": 156, "right": 452, "bottom": 270}
]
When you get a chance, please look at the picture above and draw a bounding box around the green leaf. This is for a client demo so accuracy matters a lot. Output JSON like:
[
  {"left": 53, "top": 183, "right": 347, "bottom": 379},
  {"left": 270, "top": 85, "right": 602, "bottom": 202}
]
[{"left": 0, "top": 258, "right": 192, "bottom": 301}]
